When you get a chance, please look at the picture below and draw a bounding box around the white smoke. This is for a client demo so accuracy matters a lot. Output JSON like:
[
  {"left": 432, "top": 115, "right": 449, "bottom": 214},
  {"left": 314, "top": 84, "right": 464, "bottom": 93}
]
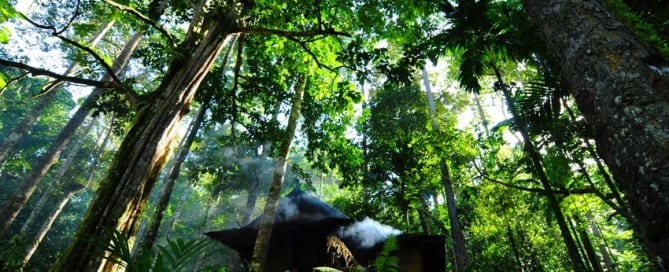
[
  {"left": 278, "top": 198, "right": 299, "bottom": 221},
  {"left": 337, "top": 217, "right": 401, "bottom": 248}
]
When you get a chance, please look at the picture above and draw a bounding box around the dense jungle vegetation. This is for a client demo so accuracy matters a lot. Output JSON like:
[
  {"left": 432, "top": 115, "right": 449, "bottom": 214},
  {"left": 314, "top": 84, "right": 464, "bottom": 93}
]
[{"left": 0, "top": 0, "right": 668, "bottom": 271}]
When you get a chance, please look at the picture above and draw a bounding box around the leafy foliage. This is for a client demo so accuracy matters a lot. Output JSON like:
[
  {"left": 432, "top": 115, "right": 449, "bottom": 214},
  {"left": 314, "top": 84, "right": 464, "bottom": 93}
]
[
  {"left": 0, "top": 0, "right": 18, "bottom": 47},
  {"left": 605, "top": 0, "right": 669, "bottom": 56},
  {"left": 0, "top": 0, "right": 662, "bottom": 271},
  {"left": 372, "top": 235, "right": 399, "bottom": 272},
  {"left": 100, "top": 228, "right": 216, "bottom": 272}
]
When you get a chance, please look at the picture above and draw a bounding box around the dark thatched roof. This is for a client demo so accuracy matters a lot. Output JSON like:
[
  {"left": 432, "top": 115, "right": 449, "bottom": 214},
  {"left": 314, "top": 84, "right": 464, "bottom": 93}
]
[{"left": 205, "top": 188, "right": 352, "bottom": 264}]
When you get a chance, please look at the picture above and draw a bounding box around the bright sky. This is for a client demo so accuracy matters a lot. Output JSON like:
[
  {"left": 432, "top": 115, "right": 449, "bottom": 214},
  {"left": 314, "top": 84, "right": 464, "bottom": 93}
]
[{"left": 7, "top": 0, "right": 95, "bottom": 101}]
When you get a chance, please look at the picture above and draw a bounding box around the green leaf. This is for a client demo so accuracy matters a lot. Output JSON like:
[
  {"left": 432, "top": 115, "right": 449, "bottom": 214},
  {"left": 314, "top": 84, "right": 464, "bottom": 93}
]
[
  {"left": 0, "top": 72, "right": 7, "bottom": 89},
  {"left": 0, "top": 0, "right": 18, "bottom": 27},
  {"left": 0, "top": 25, "right": 11, "bottom": 43},
  {"left": 373, "top": 235, "right": 399, "bottom": 272},
  {"left": 154, "top": 238, "right": 213, "bottom": 272}
]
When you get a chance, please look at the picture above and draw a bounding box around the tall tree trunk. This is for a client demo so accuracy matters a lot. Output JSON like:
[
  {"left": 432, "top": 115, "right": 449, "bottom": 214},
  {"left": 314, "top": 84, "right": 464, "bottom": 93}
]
[
  {"left": 164, "top": 179, "right": 193, "bottom": 238},
  {"left": 574, "top": 215, "right": 604, "bottom": 272},
  {"left": 17, "top": 118, "right": 96, "bottom": 236},
  {"left": 50, "top": 13, "right": 237, "bottom": 272},
  {"left": 22, "top": 116, "right": 114, "bottom": 264},
  {"left": 0, "top": 31, "right": 144, "bottom": 238},
  {"left": 250, "top": 74, "right": 306, "bottom": 272},
  {"left": 194, "top": 194, "right": 222, "bottom": 271},
  {"left": 233, "top": 110, "right": 278, "bottom": 271},
  {"left": 422, "top": 66, "right": 468, "bottom": 271},
  {"left": 20, "top": 183, "right": 86, "bottom": 269},
  {"left": 132, "top": 100, "right": 208, "bottom": 262},
  {"left": 0, "top": 21, "right": 114, "bottom": 167},
  {"left": 131, "top": 31, "right": 236, "bottom": 260},
  {"left": 417, "top": 207, "right": 431, "bottom": 234},
  {"left": 566, "top": 215, "right": 593, "bottom": 272},
  {"left": 241, "top": 96, "right": 281, "bottom": 226},
  {"left": 585, "top": 212, "right": 617, "bottom": 271},
  {"left": 506, "top": 224, "right": 525, "bottom": 272},
  {"left": 84, "top": 113, "right": 116, "bottom": 185},
  {"left": 520, "top": 1, "right": 669, "bottom": 267},
  {"left": 473, "top": 92, "right": 490, "bottom": 134},
  {"left": 493, "top": 64, "right": 587, "bottom": 271},
  {"left": 242, "top": 174, "right": 261, "bottom": 225}
]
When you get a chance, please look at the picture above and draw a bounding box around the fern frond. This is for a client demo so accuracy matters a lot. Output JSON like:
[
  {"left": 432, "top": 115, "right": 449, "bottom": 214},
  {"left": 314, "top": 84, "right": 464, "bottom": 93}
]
[{"left": 372, "top": 235, "right": 399, "bottom": 272}]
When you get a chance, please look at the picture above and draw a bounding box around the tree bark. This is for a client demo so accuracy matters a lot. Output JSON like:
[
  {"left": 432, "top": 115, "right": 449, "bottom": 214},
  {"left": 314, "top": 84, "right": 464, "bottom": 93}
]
[
  {"left": 50, "top": 12, "right": 237, "bottom": 272},
  {"left": 521, "top": 1, "right": 669, "bottom": 267},
  {"left": 132, "top": 100, "right": 208, "bottom": 262},
  {"left": 250, "top": 74, "right": 306, "bottom": 272},
  {"left": 0, "top": 31, "right": 144, "bottom": 238},
  {"left": 422, "top": 66, "right": 468, "bottom": 271},
  {"left": 0, "top": 21, "right": 114, "bottom": 167}
]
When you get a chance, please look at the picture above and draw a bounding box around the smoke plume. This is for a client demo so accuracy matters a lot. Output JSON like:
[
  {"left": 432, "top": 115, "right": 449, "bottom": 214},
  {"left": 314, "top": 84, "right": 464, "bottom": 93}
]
[
  {"left": 277, "top": 198, "right": 299, "bottom": 221},
  {"left": 337, "top": 217, "right": 401, "bottom": 248}
]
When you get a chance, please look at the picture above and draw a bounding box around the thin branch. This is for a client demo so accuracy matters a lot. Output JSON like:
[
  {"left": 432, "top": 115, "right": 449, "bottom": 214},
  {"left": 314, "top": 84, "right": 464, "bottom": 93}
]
[
  {"left": 231, "top": 34, "right": 244, "bottom": 93},
  {"left": 59, "top": 35, "right": 124, "bottom": 84},
  {"left": 19, "top": 15, "right": 124, "bottom": 87},
  {"left": 303, "top": 35, "right": 329, "bottom": 43},
  {"left": 0, "top": 72, "right": 30, "bottom": 95},
  {"left": 471, "top": 158, "right": 598, "bottom": 195},
  {"left": 314, "top": 0, "right": 323, "bottom": 30},
  {"left": 238, "top": 25, "right": 349, "bottom": 73},
  {"left": 20, "top": 0, "right": 82, "bottom": 35},
  {"left": 286, "top": 36, "right": 341, "bottom": 73},
  {"left": 54, "top": 0, "right": 82, "bottom": 35},
  {"left": 0, "top": 59, "right": 122, "bottom": 89},
  {"left": 102, "top": 0, "right": 176, "bottom": 46},
  {"left": 237, "top": 26, "right": 350, "bottom": 38},
  {"left": 578, "top": 165, "right": 626, "bottom": 217}
]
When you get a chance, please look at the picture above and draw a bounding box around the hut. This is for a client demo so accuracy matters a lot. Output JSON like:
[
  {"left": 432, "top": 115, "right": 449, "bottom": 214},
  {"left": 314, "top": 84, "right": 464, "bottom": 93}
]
[{"left": 206, "top": 188, "right": 445, "bottom": 271}]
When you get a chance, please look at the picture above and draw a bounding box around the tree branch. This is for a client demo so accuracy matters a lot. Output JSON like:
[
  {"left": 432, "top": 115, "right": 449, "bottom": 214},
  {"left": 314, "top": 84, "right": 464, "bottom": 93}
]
[
  {"left": 102, "top": 0, "right": 176, "bottom": 46},
  {"left": 0, "top": 72, "right": 29, "bottom": 95},
  {"left": 286, "top": 36, "right": 342, "bottom": 73},
  {"left": 19, "top": 14, "right": 125, "bottom": 87},
  {"left": 237, "top": 26, "right": 350, "bottom": 38},
  {"left": 0, "top": 59, "right": 122, "bottom": 89},
  {"left": 238, "top": 25, "right": 349, "bottom": 73},
  {"left": 55, "top": 0, "right": 82, "bottom": 35}
]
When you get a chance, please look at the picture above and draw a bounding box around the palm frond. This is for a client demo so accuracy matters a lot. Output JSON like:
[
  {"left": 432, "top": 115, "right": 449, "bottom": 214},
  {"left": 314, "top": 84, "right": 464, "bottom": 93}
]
[
  {"left": 154, "top": 238, "right": 214, "bottom": 272},
  {"left": 99, "top": 228, "right": 132, "bottom": 269},
  {"left": 99, "top": 229, "right": 215, "bottom": 272}
]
